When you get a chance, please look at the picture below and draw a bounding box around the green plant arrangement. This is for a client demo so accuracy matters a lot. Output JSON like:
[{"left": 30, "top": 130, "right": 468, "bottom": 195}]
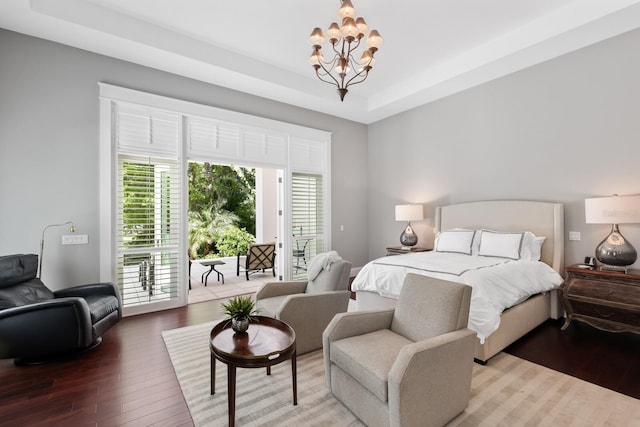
[
  {"left": 216, "top": 226, "right": 256, "bottom": 257},
  {"left": 221, "top": 295, "right": 259, "bottom": 333}
]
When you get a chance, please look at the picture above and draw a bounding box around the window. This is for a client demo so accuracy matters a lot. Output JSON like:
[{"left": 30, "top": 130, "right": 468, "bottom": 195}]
[
  {"left": 291, "top": 173, "right": 324, "bottom": 279},
  {"left": 110, "top": 103, "right": 185, "bottom": 314},
  {"left": 117, "top": 156, "right": 181, "bottom": 309}
]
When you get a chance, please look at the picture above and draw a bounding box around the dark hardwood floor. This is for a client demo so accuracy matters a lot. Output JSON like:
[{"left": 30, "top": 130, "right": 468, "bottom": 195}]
[
  {"left": 0, "top": 299, "right": 227, "bottom": 427},
  {"left": 505, "top": 318, "right": 640, "bottom": 400},
  {"left": 1, "top": 303, "right": 638, "bottom": 426}
]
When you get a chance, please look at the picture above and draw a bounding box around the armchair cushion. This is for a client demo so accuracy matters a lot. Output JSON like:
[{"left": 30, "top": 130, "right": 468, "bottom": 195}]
[
  {"left": 0, "top": 298, "right": 15, "bottom": 310},
  {"left": 0, "top": 254, "right": 38, "bottom": 287},
  {"left": 331, "top": 328, "right": 412, "bottom": 402},
  {"left": 391, "top": 274, "right": 472, "bottom": 342},
  {"left": 255, "top": 294, "right": 288, "bottom": 318},
  {"left": 306, "top": 256, "right": 350, "bottom": 293},
  {"left": 0, "top": 278, "right": 54, "bottom": 306}
]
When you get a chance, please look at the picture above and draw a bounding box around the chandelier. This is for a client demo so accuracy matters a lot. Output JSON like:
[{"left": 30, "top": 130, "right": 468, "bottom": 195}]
[{"left": 308, "top": 0, "right": 383, "bottom": 102}]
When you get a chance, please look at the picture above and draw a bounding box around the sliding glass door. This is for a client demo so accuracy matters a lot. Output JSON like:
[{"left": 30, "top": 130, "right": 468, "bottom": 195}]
[
  {"left": 117, "top": 155, "right": 182, "bottom": 310},
  {"left": 291, "top": 173, "right": 325, "bottom": 279}
]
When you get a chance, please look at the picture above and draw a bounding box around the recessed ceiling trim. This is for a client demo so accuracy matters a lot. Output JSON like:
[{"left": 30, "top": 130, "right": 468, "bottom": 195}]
[{"left": 0, "top": 0, "right": 638, "bottom": 124}]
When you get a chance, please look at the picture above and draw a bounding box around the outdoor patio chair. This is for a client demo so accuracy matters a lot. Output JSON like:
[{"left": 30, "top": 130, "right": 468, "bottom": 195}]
[
  {"left": 293, "top": 238, "right": 310, "bottom": 272},
  {"left": 237, "top": 242, "right": 276, "bottom": 280}
]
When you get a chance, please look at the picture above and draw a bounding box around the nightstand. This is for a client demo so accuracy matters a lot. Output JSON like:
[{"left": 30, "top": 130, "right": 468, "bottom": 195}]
[
  {"left": 560, "top": 265, "right": 640, "bottom": 334},
  {"left": 386, "top": 246, "right": 431, "bottom": 256}
]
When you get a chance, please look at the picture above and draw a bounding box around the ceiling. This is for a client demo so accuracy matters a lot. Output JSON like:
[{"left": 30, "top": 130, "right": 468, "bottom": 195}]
[{"left": 2, "top": 0, "right": 640, "bottom": 124}]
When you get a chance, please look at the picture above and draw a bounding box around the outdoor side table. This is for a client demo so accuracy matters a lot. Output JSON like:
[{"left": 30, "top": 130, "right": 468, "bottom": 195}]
[
  {"left": 210, "top": 316, "right": 297, "bottom": 427},
  {"left": 201, "top": 259, "right": 225, "bottom": 285}
]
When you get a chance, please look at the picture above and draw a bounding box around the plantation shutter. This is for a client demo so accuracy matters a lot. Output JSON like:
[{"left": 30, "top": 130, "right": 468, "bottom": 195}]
[
  {"left": 291, "top": 173, "right": 324, "bottom": 279},
  {"left": 115, "top": 105, "right": 183, "bottom": 313},
  {"left": 101, "top": 84, "right": 332, "bottom": 287}
]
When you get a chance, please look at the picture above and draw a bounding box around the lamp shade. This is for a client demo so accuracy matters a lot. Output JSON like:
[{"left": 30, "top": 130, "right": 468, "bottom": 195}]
[
  {"left": 585, "top": 195, "right": 640, "bottom": 224},
  {"left": 395, "top": 204, "right": 423, "bottom": 222}
]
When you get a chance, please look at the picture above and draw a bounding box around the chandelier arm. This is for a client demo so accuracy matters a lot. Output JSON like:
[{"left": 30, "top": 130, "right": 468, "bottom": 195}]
[
  {"left": 345, "top": 37, "right": 362, "bottom": 56},
  {"left": 315, "top": 66, "right": 342, "bottom": 87},
  {"left": 344, "top": 69, "right": 369, "bottom": 89},
  {"left": 320, "top": 53, "right": 341, "bottom": 73},
  {"left": 330, "top": 38, "right": 350, "bottom": 60},
  {"left": 342, "top": 56, "right": 370, "bottom": 88},
  {"left": 344, "top": 74, "right": 369, "bottom": 89}
]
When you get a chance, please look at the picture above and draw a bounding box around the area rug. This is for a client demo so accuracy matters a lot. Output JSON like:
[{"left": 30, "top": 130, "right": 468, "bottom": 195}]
[{"left": 162, "top": 322, "right": 640, "bottom": 427}]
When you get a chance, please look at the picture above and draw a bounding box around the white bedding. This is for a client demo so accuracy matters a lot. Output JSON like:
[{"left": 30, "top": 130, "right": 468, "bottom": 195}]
[{"left": 351, "top": 251, "right": 563, "bottom": 342}]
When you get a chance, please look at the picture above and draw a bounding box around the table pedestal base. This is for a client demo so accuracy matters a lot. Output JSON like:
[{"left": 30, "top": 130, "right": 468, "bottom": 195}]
[{"left": 210, "top": 352, "right": 297, "bottom": 427}]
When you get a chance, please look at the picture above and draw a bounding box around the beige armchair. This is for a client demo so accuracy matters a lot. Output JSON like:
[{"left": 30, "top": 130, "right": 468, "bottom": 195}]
[
  {"left": 255, "top": 258, "right": 352, "bottom": 355},
  {"left": 323, "top": 273, "right": 476, "bottom": 427}
]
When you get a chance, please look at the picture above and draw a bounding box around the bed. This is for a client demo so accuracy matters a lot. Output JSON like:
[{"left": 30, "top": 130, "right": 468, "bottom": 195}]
[{"left": 352, "top": 200, "right": 565, "bottom": 363}]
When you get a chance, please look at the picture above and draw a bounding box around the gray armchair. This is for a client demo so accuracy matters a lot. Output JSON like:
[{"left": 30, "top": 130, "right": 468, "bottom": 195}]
[
  {"left": 323, "top": 273, "right": 476, "bottom": 427},
  {"left": 256, "top": 258, "right": 352, "bottom": 355}
]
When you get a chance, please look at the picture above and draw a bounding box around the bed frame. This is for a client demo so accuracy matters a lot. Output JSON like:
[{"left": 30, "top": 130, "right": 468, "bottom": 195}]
[{"left": 355, "top": 200, "right": 565, "bottom": 364}]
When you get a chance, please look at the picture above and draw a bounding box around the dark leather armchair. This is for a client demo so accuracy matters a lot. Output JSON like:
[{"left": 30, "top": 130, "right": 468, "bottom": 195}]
[{"left": 0, "top": 254, "right": 122, "bottom": 364}]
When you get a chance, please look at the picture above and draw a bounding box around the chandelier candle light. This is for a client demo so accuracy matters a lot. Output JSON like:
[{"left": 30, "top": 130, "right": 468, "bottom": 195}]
[{"left": 309, "top": 0, "right": 382, "bottom": 101}]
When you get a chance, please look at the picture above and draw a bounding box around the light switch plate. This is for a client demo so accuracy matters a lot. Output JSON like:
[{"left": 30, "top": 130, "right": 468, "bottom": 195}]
[
  {"left": 568, "top": 231, "right": 581, "bottom": 241},
  {"left": 62, "top": 234, "right": 89, "bottom": 245}
]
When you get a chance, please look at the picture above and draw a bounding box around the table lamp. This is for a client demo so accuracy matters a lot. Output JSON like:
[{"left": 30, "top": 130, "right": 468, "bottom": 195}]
[
  {"left": 585, "top": 195, "right": 640, "bottom": 272},
  {"left": 395, "top": 204, "right": 423, "bottom": 248}
]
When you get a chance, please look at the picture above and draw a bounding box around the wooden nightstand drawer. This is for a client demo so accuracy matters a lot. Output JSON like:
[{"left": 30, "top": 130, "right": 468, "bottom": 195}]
[
  {"left": 561, "top": 265, "right": 640, "bottom": 334},
  {"left": 570, "top": 300, "right": 640, "bottom": 328},
  {"left": 566, "top": 279, "right": 640, "bottom": 305}
]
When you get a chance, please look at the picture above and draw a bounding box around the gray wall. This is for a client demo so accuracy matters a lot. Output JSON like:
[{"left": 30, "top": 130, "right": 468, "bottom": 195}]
[
  {"left": 0, "top": 29, "right": 369, "bottom": 290},
  {"left": 368, "top": 27, "right": 640, "bottom": 268}
]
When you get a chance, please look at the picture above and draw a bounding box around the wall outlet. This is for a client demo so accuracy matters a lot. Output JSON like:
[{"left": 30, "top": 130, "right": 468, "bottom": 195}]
[
  {"left": 568, "top": 231, "right": 581, "bottom": 241},
  {"left": 62, "top": 234, "right": 89, "bottom": 245}
]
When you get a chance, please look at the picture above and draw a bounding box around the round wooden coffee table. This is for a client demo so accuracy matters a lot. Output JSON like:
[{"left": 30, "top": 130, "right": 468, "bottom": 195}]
[{"left": 210, "top": 316, "right": 297, "bottom": 427}]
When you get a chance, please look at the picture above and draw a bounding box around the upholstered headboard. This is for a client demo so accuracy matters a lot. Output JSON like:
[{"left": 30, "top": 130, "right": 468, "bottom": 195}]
[{"left": 434, "top": 200, "right": 564, "bottom": 274}]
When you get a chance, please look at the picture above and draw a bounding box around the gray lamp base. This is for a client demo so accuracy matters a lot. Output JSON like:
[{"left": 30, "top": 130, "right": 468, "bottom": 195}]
[
  {"left": 595, "top": 224, "right": 637, "bottom": 272},
  {"left": 400, "top": 222, "right": 418, "bottom": 247}
]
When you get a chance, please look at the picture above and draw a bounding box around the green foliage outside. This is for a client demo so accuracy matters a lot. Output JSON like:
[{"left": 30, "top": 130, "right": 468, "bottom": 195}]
[
  {"left": 189, "top": 162, "right": 255, "bottom": 234},
  {"left": 188, "top": 200, "right": 238, "bottom": 258},
  {"left": 188, "top": 162, "right": 256, "bottom": 259},
  {"left": 215, "top": 227, "right": 255, "bottom": 257},
  {"left": 122, "top": 161, "right": 155, "bottom": 248}
]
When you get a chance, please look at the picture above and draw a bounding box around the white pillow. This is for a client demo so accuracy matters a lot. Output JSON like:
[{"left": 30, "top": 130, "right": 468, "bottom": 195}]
[
  {"left": 435, "top": 230, "right": 476, "bottom": 255},
  {"left": 478, "top": 230, "right": 524, "bottom": 260},
  {"left": 521, "top": 232, "right": 546, "bottom": 261}
]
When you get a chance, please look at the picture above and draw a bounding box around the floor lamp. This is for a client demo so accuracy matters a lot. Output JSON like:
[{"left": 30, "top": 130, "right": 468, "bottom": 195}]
[{"left": 38, "top": 222, "right": 75, "bottom": 279}]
